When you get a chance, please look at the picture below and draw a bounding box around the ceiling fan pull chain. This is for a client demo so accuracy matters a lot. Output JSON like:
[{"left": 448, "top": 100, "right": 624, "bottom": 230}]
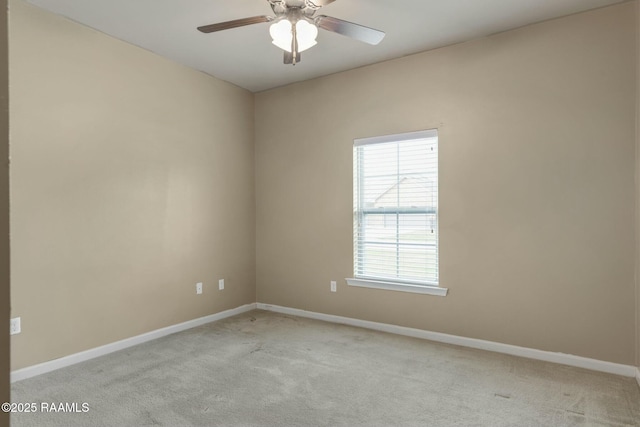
[{"left": 291, "top": 23, "right": 298, "bottom": 65}]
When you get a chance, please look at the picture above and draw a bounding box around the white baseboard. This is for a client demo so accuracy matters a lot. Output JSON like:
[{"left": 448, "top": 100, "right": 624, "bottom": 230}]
[
  {"left": 256, "top": 303, "right": 637, "bottom": 378},
  {"left": 13, "top": 302, "right": 637, "bottom": 383},
  {"left": 11, "top": 303, "right": 257, "bottom": 383}
]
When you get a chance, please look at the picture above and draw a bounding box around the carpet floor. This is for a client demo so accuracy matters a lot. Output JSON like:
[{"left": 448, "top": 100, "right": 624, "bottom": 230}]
[{"left": 10, "top": 310, "right": 640, "bottom": 426}]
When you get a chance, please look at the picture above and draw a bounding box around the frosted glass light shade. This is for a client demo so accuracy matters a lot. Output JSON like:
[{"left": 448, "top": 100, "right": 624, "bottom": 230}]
[
  {"left": 270, "top": 19, "right": 318, "bottom": 53},
  {"left": 295, "top": 20, "right": 318, "bottom": 52},
  {"left": 270, "top": 20, "right": 292, "bottom": 51}
]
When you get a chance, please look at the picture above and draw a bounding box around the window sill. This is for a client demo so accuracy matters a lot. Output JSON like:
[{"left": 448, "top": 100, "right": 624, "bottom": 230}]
[{"left": 345, "top": 278, "right": 448, "bottom": 296}]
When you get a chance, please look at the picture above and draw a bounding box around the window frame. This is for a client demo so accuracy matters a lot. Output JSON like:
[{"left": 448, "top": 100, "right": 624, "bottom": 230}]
[{"left": 346, "top": 129, "right": 447, "bottom": 297}]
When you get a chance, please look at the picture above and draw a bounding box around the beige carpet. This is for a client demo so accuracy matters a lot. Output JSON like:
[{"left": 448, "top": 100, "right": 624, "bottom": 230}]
[{"left": 10, "top": 310, "right": 640, "bottom": 426}]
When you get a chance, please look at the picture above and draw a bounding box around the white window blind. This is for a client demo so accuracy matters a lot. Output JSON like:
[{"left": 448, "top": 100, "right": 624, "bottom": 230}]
[{"left": 353, "top": 130, "right": 438, "bottom": 287}]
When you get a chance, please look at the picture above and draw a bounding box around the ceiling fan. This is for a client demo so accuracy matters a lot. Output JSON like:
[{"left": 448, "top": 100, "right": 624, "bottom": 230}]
[{"left": 197, "top": 0, "right": 385, "bottom": 65}]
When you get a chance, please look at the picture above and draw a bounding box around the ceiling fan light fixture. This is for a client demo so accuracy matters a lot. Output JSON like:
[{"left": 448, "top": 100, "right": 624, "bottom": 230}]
[{"left": 269, "top": 19, "right": 318, "bottom": 53}]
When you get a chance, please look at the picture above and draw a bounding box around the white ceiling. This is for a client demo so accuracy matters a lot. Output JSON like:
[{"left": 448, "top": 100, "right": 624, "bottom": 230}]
[{"left": 25, "top": 0, "right": 626, "bottom": 92}]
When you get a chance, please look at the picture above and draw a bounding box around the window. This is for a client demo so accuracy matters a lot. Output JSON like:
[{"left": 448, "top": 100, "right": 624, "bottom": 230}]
[{"left": 346, "top": 130, "right": 446, "bottom": 296}]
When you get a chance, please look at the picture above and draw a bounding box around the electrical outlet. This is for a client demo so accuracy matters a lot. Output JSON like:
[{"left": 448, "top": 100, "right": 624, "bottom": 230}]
[
  {"left": 196, "top": 282, "right": 203, "bottom": 295},
  {"left": 218, "top": 279, "right": 224, "bottom": 290},
  {"left": 10, "top": 317, "right": 21, "bottom": 335},
  {"left": 330, "top": 281, "right": 337, "bottom": 292}
]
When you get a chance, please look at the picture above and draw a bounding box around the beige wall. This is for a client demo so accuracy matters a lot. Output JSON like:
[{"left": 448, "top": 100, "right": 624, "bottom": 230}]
[
  {"left": 0, "top": 0, "right": 7, "bottom": 423},
  {"left": 9, "top": 0, "right": 255, "bottom": 370},
  {"left": 256, "top": 3, "right": 637, "bottom": 365}
]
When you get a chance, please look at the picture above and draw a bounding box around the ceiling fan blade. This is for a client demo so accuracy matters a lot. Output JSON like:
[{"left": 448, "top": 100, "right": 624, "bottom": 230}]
[
  {"left": 197, "top": 16, "right": 272, "bottom": 33},
  {"left": 284, "top": 51, "right": 302, "bottom": 65},
  {"left": 307, "top": 0, "right": 337, "bottom": 6},
  {"left": 315, "top": 15, "right": 385, "bottom": 45}
]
